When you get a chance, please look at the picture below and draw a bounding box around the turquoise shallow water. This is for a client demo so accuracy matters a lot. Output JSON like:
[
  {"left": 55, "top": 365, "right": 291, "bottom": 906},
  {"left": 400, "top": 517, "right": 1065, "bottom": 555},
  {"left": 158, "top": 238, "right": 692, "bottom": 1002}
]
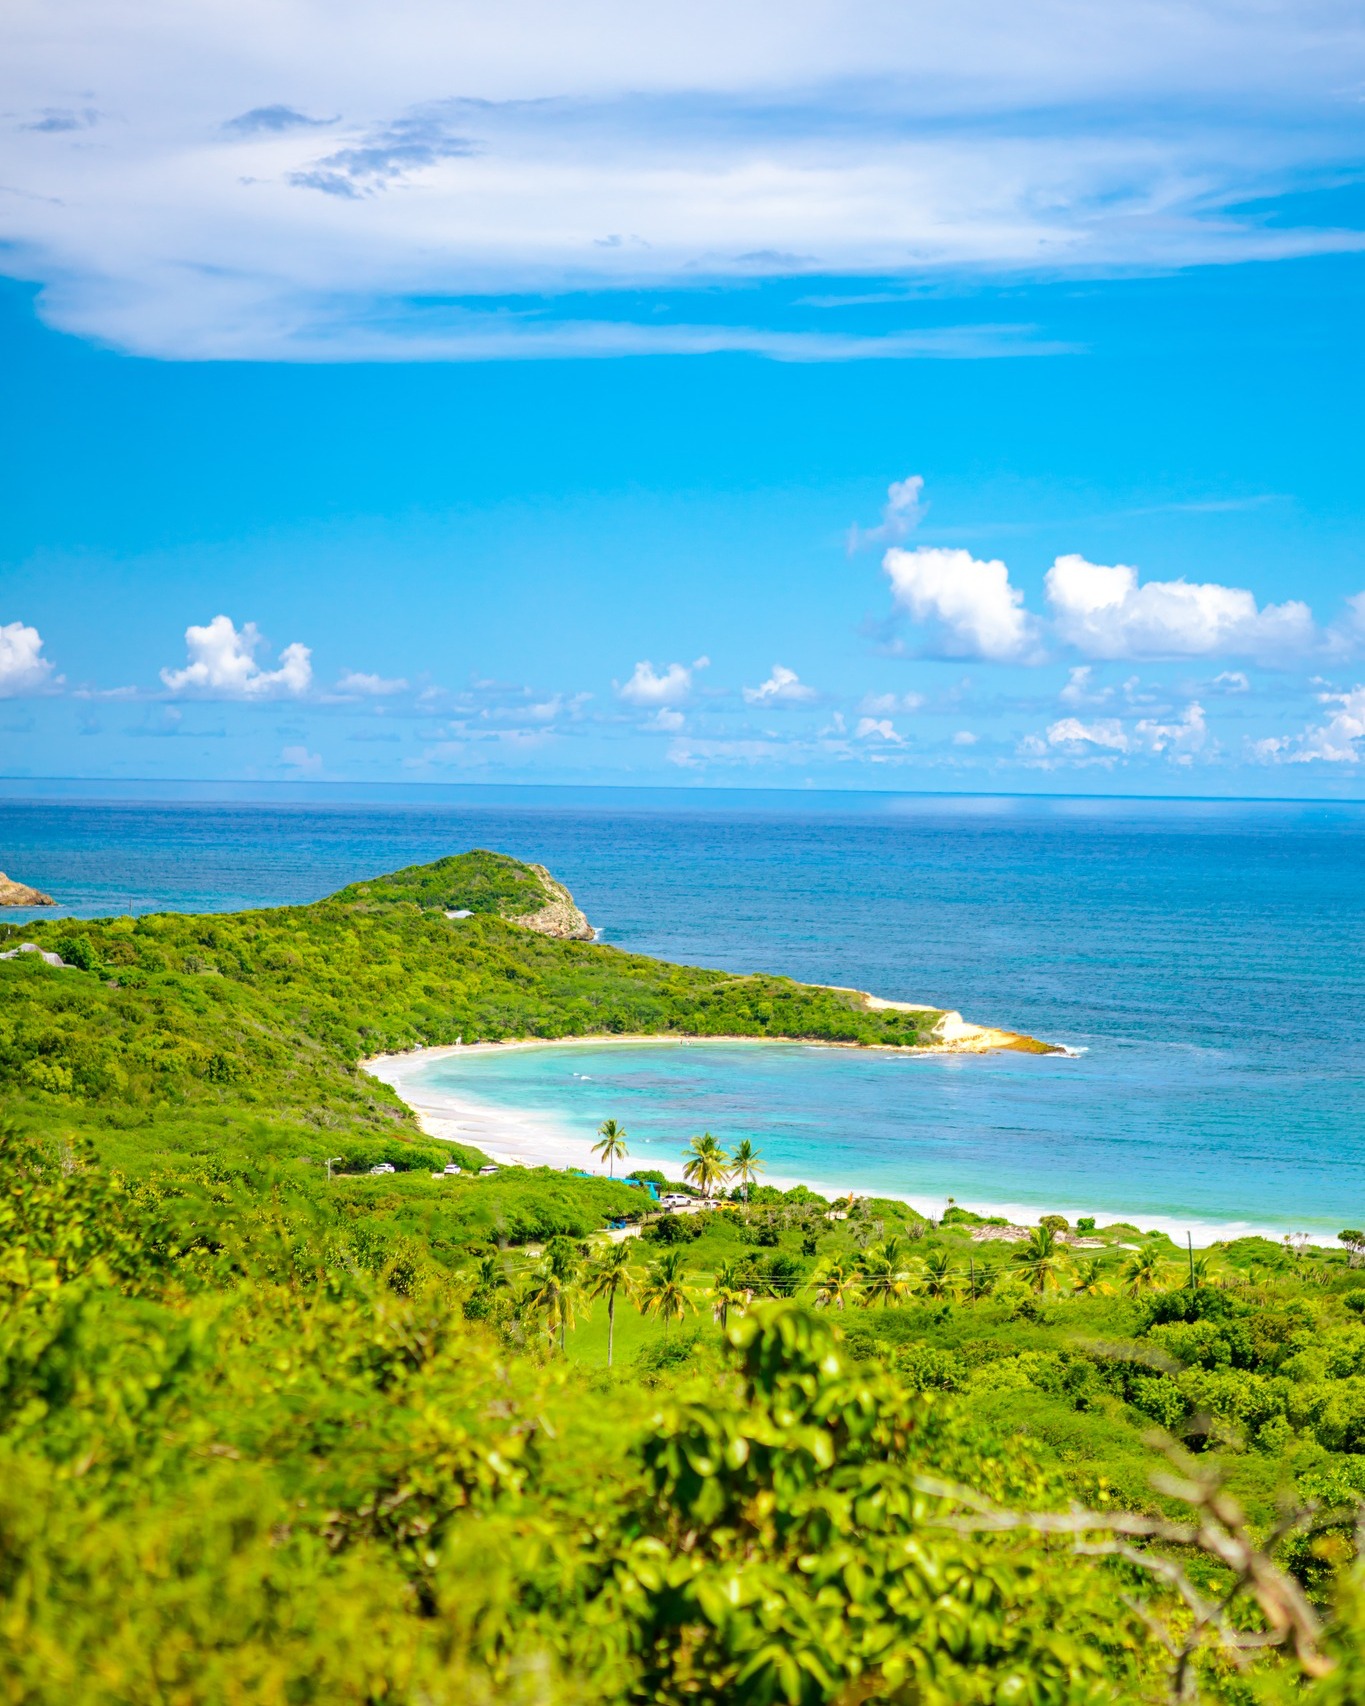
[
  {"left": 4, "top": 789, "right": 1364, "bottom": 1236},
  {"left": 415, "top": 1036, "right": 1345, "bottom": 1240}
]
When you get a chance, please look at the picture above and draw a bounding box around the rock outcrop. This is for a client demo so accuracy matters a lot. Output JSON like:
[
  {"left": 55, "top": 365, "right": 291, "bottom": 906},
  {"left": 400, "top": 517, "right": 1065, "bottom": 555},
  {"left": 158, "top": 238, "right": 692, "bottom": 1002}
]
[
  {"left": 508, "top": 864, "right": 595, "bottom": 940},
  {"left": 0, "top": 942, "right": 68, "bottom": 966},
  {"left": 0, "top": 873, "right": 55, "bottom": 907}
]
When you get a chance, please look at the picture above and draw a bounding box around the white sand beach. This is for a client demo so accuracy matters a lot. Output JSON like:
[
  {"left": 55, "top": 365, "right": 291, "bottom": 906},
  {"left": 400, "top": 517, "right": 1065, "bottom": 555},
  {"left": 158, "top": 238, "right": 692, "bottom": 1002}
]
[{"left": 361, "top": 1037, "right": 1329, "bottom": 1247}]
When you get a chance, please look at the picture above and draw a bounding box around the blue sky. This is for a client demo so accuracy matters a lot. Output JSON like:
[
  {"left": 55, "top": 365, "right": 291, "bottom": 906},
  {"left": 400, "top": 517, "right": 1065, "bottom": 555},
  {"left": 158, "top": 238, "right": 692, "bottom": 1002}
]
[{"left": 2, "top": 0, "right": 1365, "bottom": 794}]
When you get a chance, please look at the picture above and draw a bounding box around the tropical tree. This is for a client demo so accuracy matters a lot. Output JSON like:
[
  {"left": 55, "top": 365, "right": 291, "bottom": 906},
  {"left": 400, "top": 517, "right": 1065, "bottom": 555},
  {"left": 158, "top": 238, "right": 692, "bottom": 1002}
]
[
  {"left": 709, "top": 1259, "right": 750, "bottom": 1330},
  {"left": 1123, "top": 1241, "right": 1172, "bottom": 1296},
  {"left": 729, "top": 1138, "right": 764, "bottom": 1204},
  {"left": 640, "top": 1247, "right": 695, "bottom": 1328},
  {"left": 584, "top": 1241, "right": 638, "bottom": 1368},
  {"left": 1012, "top": 1226, "right": 1072, "bottom": 1294},
  {"left": 682, "top": 1132, "right": 730, "bottom": 1200},
  {"left": 858, "top": 1237, "right": 912, "bottom": 1308},
  {"left": 919, "top": 1248, "right": 959, "bottom": 1301},
  {"left": 523, "top": 1236, "right": 585, "bottom": 1354},
  {"left": 962, "top": 1257, "right": 998, "bottom": 1306},
  {"left": 812, "top": 1255, "right": 861, "bottom": 1311},
  {"left": 1340, "top": 1229, "right": 1365, "bottom": 1269},
  {"left": 1073, "top": 1257, "right": 1114, "bottom": 1298},
  {"left": 592, "top": 1118, "right": 629, "bottom": 1179},
  {"left": 474, "top": 1252, "right": 510, "bottom": 1294}
]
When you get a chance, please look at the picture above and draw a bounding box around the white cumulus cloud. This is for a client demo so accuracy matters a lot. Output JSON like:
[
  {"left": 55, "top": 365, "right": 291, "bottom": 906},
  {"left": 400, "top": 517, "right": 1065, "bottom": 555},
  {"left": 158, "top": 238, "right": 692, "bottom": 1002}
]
[
  {"left": 1046, "top": 700, "right": 1207, "bottom": 761},
  {"left": 161, "top": 615, "right": 313, "bottom": 697},
  {"left": 617, "top": 658, "right": 704, "bottom": 706},
  {"left": 883, "top": 546, "right": 1039, "bottom": 661},
  {"left": 855, "top": 716, "right": 903, "bottom": 743},
  {"left": 743, "top": 664, "right": 816, "bottom": 704},
  {"left": 1255, "top": 685, "right": 1365, "bottom": 764},
  {"left": 0, "top": 621, "right": 57, "bottom": 697},
  {"left": 1047, "top": 716, "right": 1131, "bottom": 752},
  {"left": 1134, "top": 700, "right": 1207, "bottom": 758},
  {"left": 1044, "top": 554, "right": 1314, "bottom": 660}
]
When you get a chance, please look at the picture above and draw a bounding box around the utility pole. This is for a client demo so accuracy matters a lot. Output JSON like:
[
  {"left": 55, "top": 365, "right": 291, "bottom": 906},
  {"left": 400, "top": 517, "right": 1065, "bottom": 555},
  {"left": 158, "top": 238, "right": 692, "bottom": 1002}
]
[
  {"left": 1187, "top": 1231, "right": 1196, "bottom": 1289},
  {"left": 326, "top": 1156, "right": 343, "bottom": 1181}
]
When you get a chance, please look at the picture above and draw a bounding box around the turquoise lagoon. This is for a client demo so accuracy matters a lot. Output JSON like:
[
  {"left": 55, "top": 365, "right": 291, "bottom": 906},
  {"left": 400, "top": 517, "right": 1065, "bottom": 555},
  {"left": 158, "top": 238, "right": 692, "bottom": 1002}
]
[{"left": 410, "top": 1032, "right": 1355, "bottom": 1243}]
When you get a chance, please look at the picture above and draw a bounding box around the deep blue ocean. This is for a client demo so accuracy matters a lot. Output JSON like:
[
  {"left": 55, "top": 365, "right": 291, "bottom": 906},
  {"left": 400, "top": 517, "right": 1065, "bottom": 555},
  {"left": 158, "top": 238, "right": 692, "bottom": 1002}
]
[{"left": 4, "top": 788, "right": 1363, "bottom": 1239}]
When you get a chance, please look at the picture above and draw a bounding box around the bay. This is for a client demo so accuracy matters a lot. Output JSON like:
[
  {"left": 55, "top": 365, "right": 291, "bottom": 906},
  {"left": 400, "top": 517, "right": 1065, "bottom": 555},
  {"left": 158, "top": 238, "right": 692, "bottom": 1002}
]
[{"left": 4, "top": 788, "right": 1363, "bottom": 1236}]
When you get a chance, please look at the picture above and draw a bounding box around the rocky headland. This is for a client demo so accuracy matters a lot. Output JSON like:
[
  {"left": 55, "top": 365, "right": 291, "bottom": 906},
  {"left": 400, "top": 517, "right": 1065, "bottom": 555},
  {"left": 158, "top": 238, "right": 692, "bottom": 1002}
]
[
  {"left": 507, "top": 862, "right": 595, "bottom": 940},
  {"left": 0, "top": 872, "right": 54, "bottom": 907}
]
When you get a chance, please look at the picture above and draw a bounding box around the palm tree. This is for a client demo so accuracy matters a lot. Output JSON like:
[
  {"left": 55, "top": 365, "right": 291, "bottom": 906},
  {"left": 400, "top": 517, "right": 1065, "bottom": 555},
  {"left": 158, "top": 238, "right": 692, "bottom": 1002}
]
[
  {"left": 640, "top": 1247, "right": 694, "bottom": 1328},
  {"left": 919, "top": 1248, "right": 959, "bottom": 1301},
  {"left": 1123, "top": 1242, "right": 1171, "bottom": 1296},
  {"left": 729, "top": 1138, "right": 764, "bottom": 1205},
  {"left": 812, "top": 1255, "right": 861, "bottom": 1311},
  {"left": 1012, "top": 1226, "right": 1071, "bottom": 1294},
  {"left": 963, "top": 1257, "right": 997, "bottom": 1306},
  {"left": 584, "top": 1241, "right": 638, "bottom": 1368},
  {"left": 523, "top": 1236, "right": 585, "bottom": 1354},
  {"left": 681, "top": 1132, "right": 730, "bottom": 1200},
  {"left": 709, "top": 1259, "right": 749, "bottom": 1330},
  {"left": 1073, "top": 1257, "right": 1114, "bottom": 1298},
  {"left": 592, "top": 1118, "right": 629, "bottom": 1179},
  {"left": 858, "top": 1237, "right": 912, "bottom": 1308},
  {"left": 474, "top": 1252, "right": 510, "bottom": 1294}
]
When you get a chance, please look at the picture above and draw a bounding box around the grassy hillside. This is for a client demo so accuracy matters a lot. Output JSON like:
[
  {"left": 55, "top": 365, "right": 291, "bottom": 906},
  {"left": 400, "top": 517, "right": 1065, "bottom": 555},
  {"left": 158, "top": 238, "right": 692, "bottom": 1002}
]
[
  {"left": 0, "top": 849, "right": 944, "bottom": 1179},
  {"left": 3, "top": 851, "right": 1362, "bottom": 1701},
  {"left": 331, "top": 847, "right": 552, "bottom": 917}
]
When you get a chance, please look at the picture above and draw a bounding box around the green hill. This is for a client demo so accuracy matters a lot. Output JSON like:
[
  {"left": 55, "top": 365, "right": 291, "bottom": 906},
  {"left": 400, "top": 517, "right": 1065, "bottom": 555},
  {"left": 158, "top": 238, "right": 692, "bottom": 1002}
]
[
  {"left": 0, "top": 850, "right": 943, "bottom": 1180},
  {"left": 2, "top": 852, "right": 1357, "bottom": 1702}
]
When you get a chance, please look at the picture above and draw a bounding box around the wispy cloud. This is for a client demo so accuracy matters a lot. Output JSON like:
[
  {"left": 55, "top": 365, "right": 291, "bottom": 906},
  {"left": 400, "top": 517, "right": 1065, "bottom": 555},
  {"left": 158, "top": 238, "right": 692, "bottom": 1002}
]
[
  {"left": 225, "top": 106, "right": 334, "bottom": 136},
  {"left": 21, "top": 107, "right": 99, "bottom": 133},
  {"left": 288, "top": 113, "right": 478, "bottom": 197},
  {"left": 336, "top": 670, "right": 408, "bottom": 696},
  {"left": 847, "top": 475, "right": 925, "bottom": 554},
  {"left": 743, "top": 664, "right": 816, "bottom": 704},
  {"left": 5, "top": 1, "right": 1365, "bottom": 357}
]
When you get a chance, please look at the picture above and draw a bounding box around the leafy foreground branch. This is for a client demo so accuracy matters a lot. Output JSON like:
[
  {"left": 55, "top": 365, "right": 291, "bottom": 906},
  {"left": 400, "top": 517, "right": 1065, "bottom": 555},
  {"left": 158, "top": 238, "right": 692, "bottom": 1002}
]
[{"left": 913, "top": 1442, "right": 1348, "bottom": 1702}]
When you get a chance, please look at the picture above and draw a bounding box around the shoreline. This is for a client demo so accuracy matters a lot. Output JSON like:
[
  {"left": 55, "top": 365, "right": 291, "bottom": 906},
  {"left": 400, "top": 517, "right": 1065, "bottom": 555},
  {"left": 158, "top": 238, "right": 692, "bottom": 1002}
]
[{"left": 362, "top": 1037, "right": 1334, "bottom": 1249}]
